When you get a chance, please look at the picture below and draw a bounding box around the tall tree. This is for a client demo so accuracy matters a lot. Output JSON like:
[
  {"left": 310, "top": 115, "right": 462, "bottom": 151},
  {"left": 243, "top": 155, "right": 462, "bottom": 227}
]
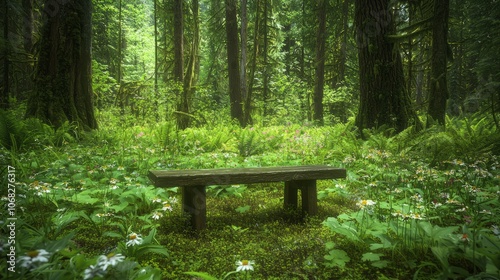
[
  {"left": 354, "top": 0, "right": 418, "bottom": 134},
  {"left": 313, "top": 0, "right": 327, "bottom": 124},
  {"left": 178, "top": 0, "right": 200, "bottom": 129},
  {"left": 173, "top": 0, "right": 185, "bottom": 128},
  {"left": 427, "top": 0, "right": 450, "bottom": 126},
  {"left": 26, "top": 0, "right": 97, "bottom": 130},
  {"left": 225, "top": 0, "right": 244, "bottom": 125},
  {"left": 246, "top": 0, "right": 261, "bottom": 126},
  {"left": 241, "top": 0, "right": 249, "bottom": 126},
  {"left": 262, "top": 0, "right": 269, "bottom": 119},
  {"left": 154, "top": 0, "right": 159, "bottom": 121},
  {"left": 1, "top": 0, "right": 9, "bottom": 109}
]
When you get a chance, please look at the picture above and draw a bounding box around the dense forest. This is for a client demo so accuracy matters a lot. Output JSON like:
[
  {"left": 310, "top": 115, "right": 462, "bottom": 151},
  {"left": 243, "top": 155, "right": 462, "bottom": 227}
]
[{"left": 1, "top": 0, "right": 499, "bottom": 279}]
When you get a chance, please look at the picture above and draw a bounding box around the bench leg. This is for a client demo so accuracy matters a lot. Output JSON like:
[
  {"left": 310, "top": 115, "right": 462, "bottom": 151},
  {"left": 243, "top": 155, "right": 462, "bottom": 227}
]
[
  {"left": 182, "top": 185, "right": 206, "bottom": 230},
  {"left": 284, "top": 180, "right": 317, "bottom": 215},
  {"left": 300, "top": 180, "right": 317, "bottom": 215},
  {"left": 284, "top": 181, "right": 299, "bottom": 209}
]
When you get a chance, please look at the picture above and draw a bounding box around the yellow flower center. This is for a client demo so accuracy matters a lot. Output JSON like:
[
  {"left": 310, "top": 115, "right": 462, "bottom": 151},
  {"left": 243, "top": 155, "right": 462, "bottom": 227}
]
[
  {"left": 242, "top": 260, "right": 249, "bottom": 266},
  {"left": 106, "top": 252, "right": 115, "bottom": 258},
  {"left": 361, "top": 200, "right": 367, "bottom": 205},
  {"left": 129, "top": 234, "right": 137, "bottom": 240},
  {"left": 27, "top": 250, "right": 40, "bottom": 258}
]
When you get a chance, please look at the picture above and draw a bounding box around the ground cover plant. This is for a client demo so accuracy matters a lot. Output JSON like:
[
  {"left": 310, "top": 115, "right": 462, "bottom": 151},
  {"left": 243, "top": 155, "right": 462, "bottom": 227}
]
[{"left": 1, "top": 110, "right": 499, "bottom": 280}]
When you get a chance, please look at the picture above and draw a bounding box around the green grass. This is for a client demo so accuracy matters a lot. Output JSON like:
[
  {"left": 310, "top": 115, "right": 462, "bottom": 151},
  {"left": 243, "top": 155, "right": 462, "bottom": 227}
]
[{"left": 1, "top": 112, "right": 499, "bottom": 280}]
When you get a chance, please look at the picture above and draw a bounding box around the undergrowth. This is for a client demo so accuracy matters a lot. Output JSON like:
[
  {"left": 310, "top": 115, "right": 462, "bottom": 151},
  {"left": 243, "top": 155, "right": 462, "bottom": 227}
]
[{"left": 1, "top": 109, "right": 499, "bottom": 279}]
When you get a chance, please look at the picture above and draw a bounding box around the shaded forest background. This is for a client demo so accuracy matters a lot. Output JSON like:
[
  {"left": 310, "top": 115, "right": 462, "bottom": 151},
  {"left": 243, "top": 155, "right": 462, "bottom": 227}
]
[{"left": 1, "top": 0, "right": 498, "bottom": 131}]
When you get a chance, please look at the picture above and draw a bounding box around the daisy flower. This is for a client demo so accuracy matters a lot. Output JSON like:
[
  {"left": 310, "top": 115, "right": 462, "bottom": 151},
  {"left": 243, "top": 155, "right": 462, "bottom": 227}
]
[
  {"left": 83, "top": 265, "right": 106, "bottom": 280},
  {"left": 356, "top": 199, "right": 376, "bottom": 209},
  {"left": 162, "top": 202, "right": 173, "bottom": 212},
  {"left": 18, "top": 249, "right": 50, "bottom": 269},
  {"left": 236, "top": 259, "right": 255, "bottom": 272},
  {"left": 126, "top": 232, "right": 143, "bottom": 247},
  {"left": 152, "top": 211, "right": 163, "bottom": 220},
  {"left": 97, "top": 253, "right": 125, "bottom": 270}
]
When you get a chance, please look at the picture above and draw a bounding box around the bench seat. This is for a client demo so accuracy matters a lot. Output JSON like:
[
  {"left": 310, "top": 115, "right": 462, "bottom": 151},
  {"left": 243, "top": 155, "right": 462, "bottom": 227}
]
[{"left": 148, "top": 165, "right": 346, "bottom": 230}]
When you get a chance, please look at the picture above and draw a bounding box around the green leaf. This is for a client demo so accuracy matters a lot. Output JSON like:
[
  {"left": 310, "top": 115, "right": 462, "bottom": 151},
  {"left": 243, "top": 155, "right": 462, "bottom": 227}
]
[
  {"left": 74, "top": 193, "right": 99, "bottom": 205},
  {"left": 184, "top": 272, "right": 219, "bottom": 280},
  {"left": 324, "top": 249, "right": 350, "bottom": 268},
  {"left": 362, "top": 252, "right": 383, "bottom": 262},
  {"left": 371, "top": 260, "right": 390, "bottom": 268},
  {"left": 236, "top": 205, "right": 250, "bottom": 213},
  {"left": 109, "top": 201, "right": 129, "bottom": 213},
  {"left": 325, "top": 241, "right": 335, "bottom": 250},
  {"left": 136, "top": 245, "right": 169, "bottom": 258}
]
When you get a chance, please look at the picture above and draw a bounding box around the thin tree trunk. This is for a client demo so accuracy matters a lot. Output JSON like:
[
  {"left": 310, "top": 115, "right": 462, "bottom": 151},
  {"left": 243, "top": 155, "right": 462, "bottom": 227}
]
[
  {"left": 178, "top": 0, "right": 200, "bottom": 129},
  {"left": 225, "top": 0, "right": 244, "bottom": 126},
  {"left": 154, "top": 0, "right": 159, "bottom": 121},
  {"left": 407, "top": 3, "right": 414, "bottom": 104},
  {"left": 1, "top": 0, "right": 9, "bottom": 109},
  {"left": 246, "top": 0, "right": 261, "bottom": 126},
  {"left": 240, "top": 0, "right": 248, "bottom": 126},
  {"left": 173, "top": 0, "right": 186, "bottom": 128},
  {"left": 338, "top": 0, "right": 349, "bottom": 88},
  {"left": 118, "top": 0, "right": 123, "bottom": 114},
  {"left": 313, "top": 0, "right": 327, "bottom": 125},
  {"left": 427, "top": 0, "right": 450, "bottom": 126},
  {"left": 22, "top": 0, "right": 33, "bottom": 54},
  {"left": 262, "top": 0, "right": 269, "bottom": 120}
]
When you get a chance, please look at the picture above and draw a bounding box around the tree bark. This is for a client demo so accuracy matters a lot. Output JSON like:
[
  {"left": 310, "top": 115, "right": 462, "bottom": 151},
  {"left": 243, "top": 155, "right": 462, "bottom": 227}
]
[
  {"left": 26, "top": 0, "right": 97, "bottom": 130},
  {"left": 225, "top": 0, "right": 244, "bottom": 126},
  {"left": 173, "top": 0, "right": 186, "bottom": 128},
  {"left": 354, "top": 0, "right": 418, "bottom": 134},
  {"left": 313, "top": 0, "right": 327, "bottom": 125},
  {"left": 246, "top": 0, "right": 261, "bottom": 126},
  {"left": 240, "top": 0, "right": 248, "bottom": 126},
  {"left": 1, "top": 0, "right": 9, "bottom": 109},
  {"left": 178, "top": 0, "right": 200, "bottom": 129},
  {"left": 427, "top": 0, "right": 450, "bottom": 126},
  {"left": 154, "top": 0, "right": 159, "bottom": 121},
  {"left": 262, "top": 0, "right": 269, "bottom": 120}
]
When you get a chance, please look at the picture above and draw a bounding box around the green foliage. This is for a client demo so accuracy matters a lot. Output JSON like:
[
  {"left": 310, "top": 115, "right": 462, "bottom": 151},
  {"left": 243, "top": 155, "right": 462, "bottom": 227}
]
[{"left": 4, "top": 110, "right": 500, "bottom": 279}]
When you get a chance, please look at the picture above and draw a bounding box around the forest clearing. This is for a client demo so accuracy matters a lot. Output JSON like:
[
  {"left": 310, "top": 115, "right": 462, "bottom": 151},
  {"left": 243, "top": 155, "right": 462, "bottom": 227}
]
[{"left": 1, "top": 0, "right": 499, "bottom": 279}]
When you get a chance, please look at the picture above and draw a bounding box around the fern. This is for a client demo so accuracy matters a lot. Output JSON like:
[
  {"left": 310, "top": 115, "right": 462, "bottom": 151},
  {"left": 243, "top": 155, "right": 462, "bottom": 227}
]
[
  {"left": 0, "top": 110, "right": 20, "bottom": 150},
  {"left": 237, "top": 128, "right": 264, "bottom": 157}
]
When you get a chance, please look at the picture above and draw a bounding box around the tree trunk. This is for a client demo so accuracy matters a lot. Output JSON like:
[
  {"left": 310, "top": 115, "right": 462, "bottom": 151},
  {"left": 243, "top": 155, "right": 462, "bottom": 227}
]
[
  {"left": 22, "top": 0, "right": 34, "bottom": 54},
  {"left": 178, "top": 0, "right": 200, "bottom": 129},
  {"left": 225, "top": 0, "right": 244, "bottom": 126},
  {"left": 313, "top": 0, "right": 327, "bottom": 125},
  {"left": 173, "top": 0, "right": 186, "bottom": 128},
  {"left": 246, "top": 0, "right": 260, "bottom": 126},
  {"left": 154, "top": 0, "right": 159, "bottom": 121},
  {"left": 1, "top": 0, "right": 9, "bottom": 109},
  {"left": 427, "top": 0, "right": 450, "bottom": 126},
  {"left": 117, "top": 0, "right": 124, "bottom": 114},
  {"left": 240, "top": 0, "right": 249, "bottom": 126},
  {"left": 354, "top": 0, "right": 418, "bottom": 135},
  {"left": 26, "top": 0, "right": 97, "bottom": 130},
  {"left": 337, "top": 0, "right": 349, "bottom": 88},
  {"left": 262, "top": 0, "right": 269, "bottom": 120}
]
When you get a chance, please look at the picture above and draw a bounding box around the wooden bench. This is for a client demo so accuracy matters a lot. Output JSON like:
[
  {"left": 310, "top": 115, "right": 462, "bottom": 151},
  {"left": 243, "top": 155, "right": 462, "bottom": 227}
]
[{"left": 148, "top": 165, "right": 346, "bottom": 230}]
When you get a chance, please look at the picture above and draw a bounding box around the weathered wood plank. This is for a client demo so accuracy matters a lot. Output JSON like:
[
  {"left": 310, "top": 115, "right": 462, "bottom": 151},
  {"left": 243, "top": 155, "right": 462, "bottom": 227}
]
[{"left": 149, "top": 165, "right": 346, "bottom": 187}]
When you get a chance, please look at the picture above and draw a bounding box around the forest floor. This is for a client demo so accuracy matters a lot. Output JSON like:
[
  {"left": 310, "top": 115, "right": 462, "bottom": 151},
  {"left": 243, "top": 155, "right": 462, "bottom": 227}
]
[{"left": 1, "top": 112, "right": 500, "bottom": 279}]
